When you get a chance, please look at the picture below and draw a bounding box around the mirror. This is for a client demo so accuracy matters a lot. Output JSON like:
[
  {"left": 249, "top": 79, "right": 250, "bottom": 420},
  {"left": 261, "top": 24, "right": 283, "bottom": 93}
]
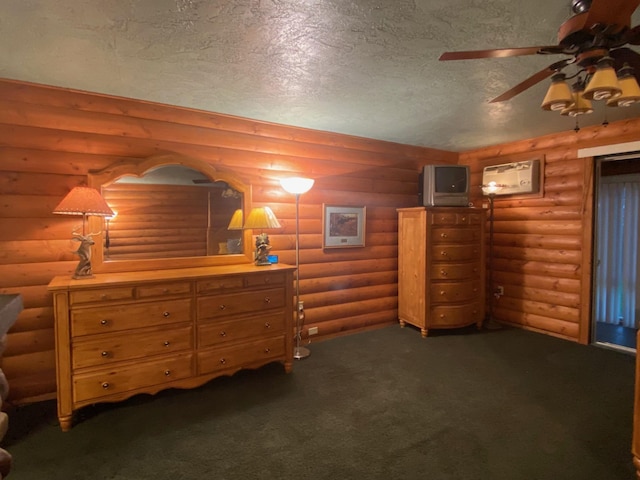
[{"left": 88, "top": 153, "right": 253, "bottom": 273}]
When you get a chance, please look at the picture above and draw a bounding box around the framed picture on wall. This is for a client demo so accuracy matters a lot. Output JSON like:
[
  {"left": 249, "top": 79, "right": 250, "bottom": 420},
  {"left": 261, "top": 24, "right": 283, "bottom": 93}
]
[{"left": 323, "top": 204, "right": 366, "bottom": 248}]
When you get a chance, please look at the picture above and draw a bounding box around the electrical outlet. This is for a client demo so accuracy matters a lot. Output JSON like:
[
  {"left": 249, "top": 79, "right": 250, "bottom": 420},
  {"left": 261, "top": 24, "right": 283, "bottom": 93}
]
[{"left": 308, "top": 326, "right": 319, "bottom": 336}]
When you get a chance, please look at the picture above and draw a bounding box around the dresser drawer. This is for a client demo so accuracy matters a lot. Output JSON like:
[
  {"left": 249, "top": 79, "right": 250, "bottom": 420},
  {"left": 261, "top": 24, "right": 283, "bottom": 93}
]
[
  {"left": 197, "top": 288, "right": 285, "bottom": 320},
  {"left": 198, "top": 312, "right": 285, "bottom": 348},
  {"left": 73, "top": 353, "right": 194, "bottom": 403},
  {"left": 72, "top": 325, "right": 193, "bottom": 370},
  {"left": 430, "top": 262, "right": 481, "bottom": 280},
  {"left": 71, "top": 298, "right": 192, "bottom": 337},
  {"left": 70, "top": 286, "right": 134, "bottom": 305},
  {"left": 136, "top": 282, "right": 191, "bottom": 298},
  {"left": 431, "top": 245, "right": 481, "bottom": 262},
  {"left": 244, "top": 272, "right": 286, "bottom": 288},
  {"left": 431, "top": 227, "right": 481, "bottom": 244},
  {"left": 430, "top": 303, "right": 483, "bottom": 327},
  {"left": 197, "top": 276, "right": 244, "bottom": 294},
  {"left": 429, "top": 281, "right": 482, "bottom": 304},
  {"left": 197, "top": 336, "right": 285, "bottom": 375}
]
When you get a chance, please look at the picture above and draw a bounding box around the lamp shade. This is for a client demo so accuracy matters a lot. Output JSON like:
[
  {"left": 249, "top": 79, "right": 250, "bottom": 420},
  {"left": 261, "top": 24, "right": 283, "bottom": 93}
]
[
  {"left": 244, "top": 206, "right": 281, "bottom": 230},
  {"left": 227, "top": 209, "right": 244, "bottom": 230},
  {"left": 280, "top": 177, "right": 315, "bottom": 195},
  {"left": 561, "top": 88, "right": 593, "bottom": 117},
  {"left": 53, "top": 187, "right": 114, "bottom": 217},
  {"left": 541, "top": 73, "right": 574, "bottom": 111},
  {"left": 583, "top": 56, "right": 622, "bottom": 101},
  {"left": 607, "top": 64, "right": 640, "bottom": 107}
]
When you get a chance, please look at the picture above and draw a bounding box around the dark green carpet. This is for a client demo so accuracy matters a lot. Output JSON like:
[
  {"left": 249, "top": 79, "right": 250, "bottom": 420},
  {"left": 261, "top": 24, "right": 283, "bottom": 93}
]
[{"left": 5, "top": 325, "right": 636, "bottom": 479}]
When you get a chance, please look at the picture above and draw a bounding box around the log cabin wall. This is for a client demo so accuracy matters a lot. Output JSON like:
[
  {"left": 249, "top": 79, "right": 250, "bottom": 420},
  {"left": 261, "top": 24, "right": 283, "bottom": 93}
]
[
  {"left": 459, "top": 118, "right": 640, "bottom": 344},
  {"left": 0, "top": 78, "right": 457, "bottom": 405}
]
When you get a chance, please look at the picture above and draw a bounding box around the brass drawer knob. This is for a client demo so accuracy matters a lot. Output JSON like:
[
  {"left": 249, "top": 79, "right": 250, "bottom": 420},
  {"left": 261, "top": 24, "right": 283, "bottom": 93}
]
[
  {"left": 439, "top": 314, "right": 445, "bottom": 319},
  {"left": 164, "top": 370, "right": 171, "bottom": 376},
  {"left": 164, "top": 341, "right": 170, "bottom": 347},
  {"left": 163, "top": 311, "right": 170, "bottom": 318},
  {"left": 264, "top": 322, "right": 271, "bottom": 329},
  {"left": 440, "top": 251, "right": 447, "bottom": 256},
  {"left": 100, "top": 319, "right": 109, "bottom": 326},
  {"left": 440, "top": 270, "right": 448, "bottom": 276},
  {"left": 102, "top": 382, "right": 110, "bottom": 389},
  {"left": 220, "top": 358, "right": 227, "bottom": 365},
  {"left": 219, "top": 304, "right": 226, "bottom": 310},
  {"left": 439, "top": 291, "right": 445, "bottom": 296},
  {"left": 101, "top": 351, "right": 109, "bottom": 357},
  {"left": 264, "top": 297, "right": 271, "bottom": 304},
  {"left": 264, "top": 348, "right": 271, "bottom": 354},
  {"left": 440, "top": 233, "right": 447, "bottom": 238},
  {"left": 220, "top": 331, "right": 227, "bottom": 337}
]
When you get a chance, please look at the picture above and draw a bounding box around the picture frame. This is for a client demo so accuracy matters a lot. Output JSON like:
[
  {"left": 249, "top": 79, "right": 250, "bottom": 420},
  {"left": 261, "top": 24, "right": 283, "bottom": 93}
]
[{"left": 322, "top": 204, "right": 366, "bottom": 249}]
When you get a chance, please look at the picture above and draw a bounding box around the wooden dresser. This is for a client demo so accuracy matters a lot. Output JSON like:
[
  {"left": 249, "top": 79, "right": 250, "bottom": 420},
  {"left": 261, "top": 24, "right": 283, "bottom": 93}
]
[
  {"left": 397, "top": 207, "right": 486, "bottom": 337},
  {"left": 48, "top": 264, "right": 295, "bottom": 431}
]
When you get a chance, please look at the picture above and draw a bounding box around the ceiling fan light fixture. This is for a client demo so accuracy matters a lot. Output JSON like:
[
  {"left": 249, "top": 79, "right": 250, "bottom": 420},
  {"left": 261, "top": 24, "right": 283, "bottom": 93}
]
[
  {"left": 560, "top": 91, "right": 593, "bottom": 117},
  {"left": 583, "top": 56, "right": 622, "bottom": 100},
  {"left": 606, "top": 63, "right": 640, "bottom": 107},
  {"left": 541, "top": 73, "right": 574, "bottom": 111}
]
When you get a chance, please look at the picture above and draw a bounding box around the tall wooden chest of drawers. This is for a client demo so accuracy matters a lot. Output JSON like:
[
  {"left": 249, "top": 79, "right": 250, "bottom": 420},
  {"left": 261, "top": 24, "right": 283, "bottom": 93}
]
[
  {"left": 48, "top": 264, "right": 295, "bottom": 431},
  {"left": 397, "top": 207, "right": 486, "bottom": 337}
]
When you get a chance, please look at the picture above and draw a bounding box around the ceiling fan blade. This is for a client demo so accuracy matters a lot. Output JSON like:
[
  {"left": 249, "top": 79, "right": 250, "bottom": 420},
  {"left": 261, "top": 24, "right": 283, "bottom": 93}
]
[
  {"left": 439, "top": 46, "right": 563, "bottom": 61},
  {"left": 582, "top": 0, "right": 640, "bottom": 28},
  {"left": 489, "top": 59, "right": 573, "bottom": 103}
]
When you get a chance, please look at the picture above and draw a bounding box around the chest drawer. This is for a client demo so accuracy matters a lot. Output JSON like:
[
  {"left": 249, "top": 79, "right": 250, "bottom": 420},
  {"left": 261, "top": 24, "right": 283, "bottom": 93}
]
[
  {"left": 198, "top": 312, "right": 285, "bottom": 348},
  {"left": 73, "top": 353, "right": 194, "bottom": 404},
  {"left": 197, "top": 336, "right": 285, "bottom": 375},
  {"left": 430, "top": 303, "right": 483, "bottom": 327},
  {"left": 71, "top": 298, "right": 192, "bottom": 337},
  {"left": 431, "top": 227, "right": 481, "bottom": 244},
  {"left": 197, "top": 288, "right": 285, "bottom": 320},
  {"left": 430, "top": 262, "right": 481, "bottom": 280},
  {"left": 429, "top": 281, "right": 482, "bottom": 304},
  {"left": 431, "top": 245, "right": 481, "bottom": 262},
  {"left": 72, "top": 325, "right": 193, "bottom": 370}
]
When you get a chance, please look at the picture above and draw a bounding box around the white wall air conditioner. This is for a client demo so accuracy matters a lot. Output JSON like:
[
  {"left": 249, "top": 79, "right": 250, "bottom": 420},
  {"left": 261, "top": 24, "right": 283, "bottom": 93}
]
[{"left": 482, "top": 159, "right": 540, "bottom": 195}]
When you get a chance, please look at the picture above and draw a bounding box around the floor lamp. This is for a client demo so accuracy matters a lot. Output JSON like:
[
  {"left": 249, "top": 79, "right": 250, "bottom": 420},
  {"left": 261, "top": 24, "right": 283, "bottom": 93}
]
[
  {"left": 481, "top": 182, "right": 504, "bottom": 329},
  {"left": 280, "top": 177, "right": 315, "bottom": 360}
]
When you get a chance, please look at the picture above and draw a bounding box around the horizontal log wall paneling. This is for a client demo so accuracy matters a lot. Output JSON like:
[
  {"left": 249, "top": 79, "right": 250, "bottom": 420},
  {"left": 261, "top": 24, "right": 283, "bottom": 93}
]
[
  {"left": 0, "top": 78, "right": 457, "bottom": 405},
  {"left": 458, "top": 119, "right": 640, "bottom": 344}
]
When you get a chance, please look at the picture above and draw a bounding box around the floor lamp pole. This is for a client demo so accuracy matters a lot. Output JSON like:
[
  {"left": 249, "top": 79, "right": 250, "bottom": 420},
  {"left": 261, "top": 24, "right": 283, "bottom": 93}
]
[
  {"left": 485, "top": 193, "right": 501, "bottom": 329},
  {"left": 293, "top": 192, "right": 310, "bottom": 359}
]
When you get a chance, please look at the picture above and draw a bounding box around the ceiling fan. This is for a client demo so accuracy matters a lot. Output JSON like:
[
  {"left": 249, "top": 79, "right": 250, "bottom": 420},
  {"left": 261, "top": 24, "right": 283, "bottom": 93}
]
[{"left": 439, "top": 0, "right": 640, "bottom": 105}]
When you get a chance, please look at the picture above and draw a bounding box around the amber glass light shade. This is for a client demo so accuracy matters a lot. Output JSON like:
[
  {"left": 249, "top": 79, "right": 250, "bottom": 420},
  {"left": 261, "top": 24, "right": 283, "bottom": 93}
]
[
  {"left": 607, "top": 64, "right": 640, "bottom": 107},
  {"left": 541, "top": 73, "right": 574, "bottom": 111},
  {"left": 583, "top": 57, "right": 622, "bottom": 101}
]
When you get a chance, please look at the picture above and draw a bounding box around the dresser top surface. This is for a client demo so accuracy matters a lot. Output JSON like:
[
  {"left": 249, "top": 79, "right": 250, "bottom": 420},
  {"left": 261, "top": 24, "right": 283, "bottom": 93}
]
[{"left": 48, "top": 263, "right": 295, "bottom": 291}]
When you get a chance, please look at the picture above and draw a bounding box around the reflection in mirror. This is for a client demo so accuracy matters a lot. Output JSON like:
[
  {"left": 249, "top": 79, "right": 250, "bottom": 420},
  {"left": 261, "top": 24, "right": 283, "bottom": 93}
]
[
  {"left": 88, "top": 153, "right": 253, "bottom": 273},
  {"left": 102, "top": 165, "right": 243, "bottom": 260}
]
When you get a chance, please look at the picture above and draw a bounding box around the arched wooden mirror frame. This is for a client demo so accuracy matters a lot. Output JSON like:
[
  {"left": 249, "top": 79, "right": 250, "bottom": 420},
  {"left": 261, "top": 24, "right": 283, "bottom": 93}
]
[{"left": 87, "top": 153, "right": 254, "bottom": 273}]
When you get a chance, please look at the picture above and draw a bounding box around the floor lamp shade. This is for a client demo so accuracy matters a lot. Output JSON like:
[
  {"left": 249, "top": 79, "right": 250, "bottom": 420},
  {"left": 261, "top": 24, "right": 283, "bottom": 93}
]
[
  {"left": 53, "top": 186, "right": 114, "bottom": 279},
  {"left": 280, "top": 177, "right": 314, "bottom": 195},
  {"left": 280, "top": 177, "right": 314, "bottom": 360}
]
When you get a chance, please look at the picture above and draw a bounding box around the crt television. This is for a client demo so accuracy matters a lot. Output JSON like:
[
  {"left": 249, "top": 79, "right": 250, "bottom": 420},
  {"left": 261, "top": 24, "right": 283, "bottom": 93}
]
[{"left": 419, "top": 164, "right": 470, "bottom": 207}]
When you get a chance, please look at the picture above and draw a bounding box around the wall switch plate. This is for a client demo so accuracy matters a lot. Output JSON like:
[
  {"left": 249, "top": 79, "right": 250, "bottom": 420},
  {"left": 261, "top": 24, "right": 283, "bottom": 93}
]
[{"left": 308, "top": 326, "right": 319, "bottom": 336}]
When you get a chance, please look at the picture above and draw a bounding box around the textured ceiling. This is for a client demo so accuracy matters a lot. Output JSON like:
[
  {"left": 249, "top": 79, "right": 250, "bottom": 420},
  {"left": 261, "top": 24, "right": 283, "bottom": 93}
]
[{"left": 2, "top": 0, "right": 640, "bottom": 152}]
